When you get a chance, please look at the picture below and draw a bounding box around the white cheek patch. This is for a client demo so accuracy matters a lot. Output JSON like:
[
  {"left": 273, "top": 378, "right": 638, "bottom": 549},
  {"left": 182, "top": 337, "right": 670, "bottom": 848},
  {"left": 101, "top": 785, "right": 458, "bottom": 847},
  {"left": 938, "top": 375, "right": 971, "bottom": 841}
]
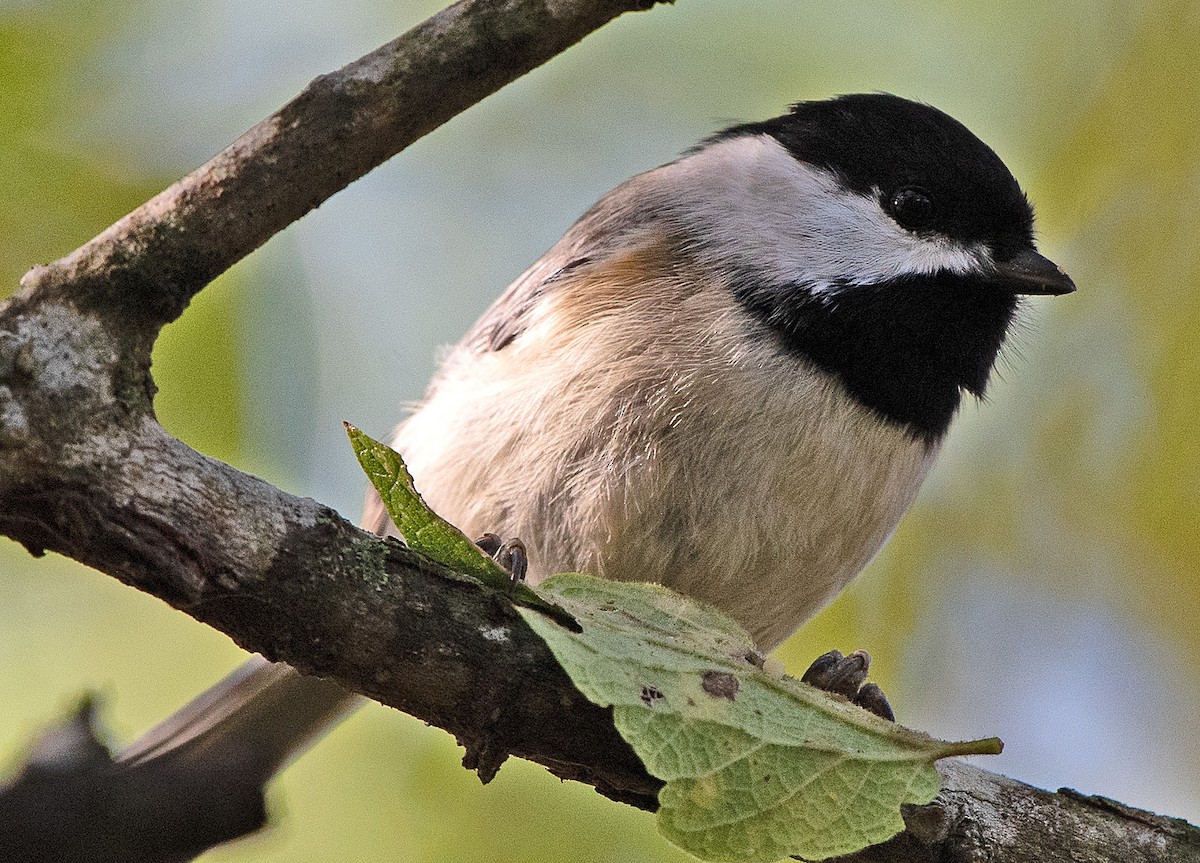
[{"left": 662, "top": 135, "right": 989, "bottom": 295}]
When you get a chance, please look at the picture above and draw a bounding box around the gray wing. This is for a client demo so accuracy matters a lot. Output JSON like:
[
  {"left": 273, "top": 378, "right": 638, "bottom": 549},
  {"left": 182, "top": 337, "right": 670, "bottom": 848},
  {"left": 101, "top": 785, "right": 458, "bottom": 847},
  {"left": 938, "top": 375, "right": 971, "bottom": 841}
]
[{"left": 463, "top": 170, "right": 665, "bottom": 354}]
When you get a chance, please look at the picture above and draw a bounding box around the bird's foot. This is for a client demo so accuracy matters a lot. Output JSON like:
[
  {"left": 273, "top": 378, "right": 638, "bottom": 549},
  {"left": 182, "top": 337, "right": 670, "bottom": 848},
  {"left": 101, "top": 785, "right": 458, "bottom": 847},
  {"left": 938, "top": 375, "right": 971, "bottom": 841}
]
[
  {"left": 800, "top": 649, "right": 894, "bottom": 721},
  {"left": 474, "top": 533, "right": 528, "bottom": 583}
]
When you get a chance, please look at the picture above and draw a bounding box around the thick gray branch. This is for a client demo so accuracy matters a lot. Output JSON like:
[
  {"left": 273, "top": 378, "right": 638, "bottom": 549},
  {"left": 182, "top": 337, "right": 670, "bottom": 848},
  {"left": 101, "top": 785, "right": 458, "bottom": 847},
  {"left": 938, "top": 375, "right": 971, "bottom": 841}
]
[
  {"left": 0, "top": 300, "right": 658, "bottom": 807},
  {"left": 0, "top": 0, "right": 1196, "bottom": 861},
  {"left": 845, "top": 762, "right": 1199, "bottom": 862}
]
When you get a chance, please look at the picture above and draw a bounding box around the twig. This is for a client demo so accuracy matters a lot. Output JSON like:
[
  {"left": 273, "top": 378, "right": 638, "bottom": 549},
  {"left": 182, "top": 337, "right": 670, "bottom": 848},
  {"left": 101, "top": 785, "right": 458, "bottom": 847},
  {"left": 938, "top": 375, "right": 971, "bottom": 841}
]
[{"left": 18, "top": 0, "right": 672, "bottom": 338}]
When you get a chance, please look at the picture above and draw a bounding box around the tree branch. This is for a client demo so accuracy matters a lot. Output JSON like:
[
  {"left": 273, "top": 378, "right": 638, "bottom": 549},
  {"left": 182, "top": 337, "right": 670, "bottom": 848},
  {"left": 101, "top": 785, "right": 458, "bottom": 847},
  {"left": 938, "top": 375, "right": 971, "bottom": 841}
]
[
  {"left": 0, "top": 0, "right": 1196, "bottom": 861},
  {"left": 19, "top": 0, "right": 667, "bottom": 334},
  {"left": 841, "top": 762, "right": 1200, "bottom": 863}
]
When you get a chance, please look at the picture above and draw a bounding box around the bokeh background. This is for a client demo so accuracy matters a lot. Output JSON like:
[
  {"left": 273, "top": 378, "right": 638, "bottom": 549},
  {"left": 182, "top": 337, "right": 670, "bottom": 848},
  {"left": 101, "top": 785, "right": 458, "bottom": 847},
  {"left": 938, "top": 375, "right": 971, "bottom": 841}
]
[{"left": 2, "top": 0, "right": 1198, "bottom": 859}]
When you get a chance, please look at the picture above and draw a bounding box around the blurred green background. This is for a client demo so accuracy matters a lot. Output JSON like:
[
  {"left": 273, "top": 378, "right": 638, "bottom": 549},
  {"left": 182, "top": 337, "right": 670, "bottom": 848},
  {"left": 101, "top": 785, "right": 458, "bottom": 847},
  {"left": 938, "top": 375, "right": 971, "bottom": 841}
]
[{"left": 2, "top": 0, "right": 1198, "bottom": 859}]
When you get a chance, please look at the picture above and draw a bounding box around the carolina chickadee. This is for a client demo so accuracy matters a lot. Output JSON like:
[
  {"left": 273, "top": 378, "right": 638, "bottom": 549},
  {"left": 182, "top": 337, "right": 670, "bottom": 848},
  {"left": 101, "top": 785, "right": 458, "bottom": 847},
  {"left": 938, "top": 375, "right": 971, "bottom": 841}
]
[{"left": 122, "top": 94, "right": 1073, "bottom": 782}]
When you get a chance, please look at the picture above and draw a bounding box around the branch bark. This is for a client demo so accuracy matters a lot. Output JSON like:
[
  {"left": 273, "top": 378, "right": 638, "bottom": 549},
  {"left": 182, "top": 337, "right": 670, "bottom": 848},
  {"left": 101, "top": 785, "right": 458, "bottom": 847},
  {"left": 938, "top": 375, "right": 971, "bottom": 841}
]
[{"left": 0, "top": 1, "right": 1197, "bottom": 861}]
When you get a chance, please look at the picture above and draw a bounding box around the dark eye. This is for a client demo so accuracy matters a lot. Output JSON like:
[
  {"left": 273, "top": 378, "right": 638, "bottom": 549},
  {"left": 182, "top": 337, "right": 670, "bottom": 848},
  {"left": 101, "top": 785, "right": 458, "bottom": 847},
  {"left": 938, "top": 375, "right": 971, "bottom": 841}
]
[{"left": 887, "top": 186, "right": 936, "bottom": 231}]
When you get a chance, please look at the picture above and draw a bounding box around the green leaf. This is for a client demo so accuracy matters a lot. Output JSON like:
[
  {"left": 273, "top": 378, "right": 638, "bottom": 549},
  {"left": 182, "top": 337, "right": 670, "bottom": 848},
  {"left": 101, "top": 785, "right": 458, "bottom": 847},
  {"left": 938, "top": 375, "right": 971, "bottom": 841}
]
[
  {"left": 345, "top": 423, "right": 574, "bottom": 625},
  {"left": 519, "top": 575, "right": 1002, "bottom": 863}
]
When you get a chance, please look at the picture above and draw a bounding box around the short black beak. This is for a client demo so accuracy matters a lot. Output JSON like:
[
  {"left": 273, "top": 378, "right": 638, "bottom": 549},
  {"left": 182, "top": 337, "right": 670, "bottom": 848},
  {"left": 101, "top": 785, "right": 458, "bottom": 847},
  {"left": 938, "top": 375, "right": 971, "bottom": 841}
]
[{"left": 991, "top": 248, "right": 1075, "bottom": 296}]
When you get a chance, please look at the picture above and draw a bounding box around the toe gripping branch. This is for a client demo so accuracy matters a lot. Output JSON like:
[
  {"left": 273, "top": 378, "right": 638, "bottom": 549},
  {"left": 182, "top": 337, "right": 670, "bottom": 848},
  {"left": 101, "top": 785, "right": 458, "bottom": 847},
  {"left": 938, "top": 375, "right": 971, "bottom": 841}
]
[{"left": 475, "top": 534, "right": 528, "bottom": 583}]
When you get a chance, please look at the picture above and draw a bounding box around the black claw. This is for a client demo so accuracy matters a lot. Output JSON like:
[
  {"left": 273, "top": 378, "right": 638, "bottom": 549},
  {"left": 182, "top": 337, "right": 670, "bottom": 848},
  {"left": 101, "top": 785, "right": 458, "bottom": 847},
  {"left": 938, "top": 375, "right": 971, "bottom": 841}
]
[
  {"left": 509, "top": 545, "right": 528, "bottom": 583},
  {"left": 495, "top": 538, "right": 528, "bottom": 584},
  {"left": 801, "top": 649, "right": 869, "bottom": 699},
  {"left": 801, "top": 649, "right": 845, "bottom": 681},
  {"left": 852, "top": 682, "right": 895, "bottom": 722},
  {"left": 475, "top": 533, "right": 503, "bottom": 556},
  {"left": 801, "top": 649, "right": 894, "bottom": 721}
]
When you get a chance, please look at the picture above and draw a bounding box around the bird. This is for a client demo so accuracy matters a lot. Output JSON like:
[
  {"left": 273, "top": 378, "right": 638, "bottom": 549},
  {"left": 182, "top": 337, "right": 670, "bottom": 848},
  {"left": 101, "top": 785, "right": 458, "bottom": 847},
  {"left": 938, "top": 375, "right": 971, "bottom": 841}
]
[{"left": 120, "top": 93, "right": 1074, "bottom": 786}]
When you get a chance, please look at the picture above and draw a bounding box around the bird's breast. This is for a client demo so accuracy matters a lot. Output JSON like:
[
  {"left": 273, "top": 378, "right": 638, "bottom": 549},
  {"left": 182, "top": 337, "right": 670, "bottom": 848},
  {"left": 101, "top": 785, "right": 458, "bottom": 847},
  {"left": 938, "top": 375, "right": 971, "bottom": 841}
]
[{"left": 578, "top": 344, "right": 940, "bottom": 650}]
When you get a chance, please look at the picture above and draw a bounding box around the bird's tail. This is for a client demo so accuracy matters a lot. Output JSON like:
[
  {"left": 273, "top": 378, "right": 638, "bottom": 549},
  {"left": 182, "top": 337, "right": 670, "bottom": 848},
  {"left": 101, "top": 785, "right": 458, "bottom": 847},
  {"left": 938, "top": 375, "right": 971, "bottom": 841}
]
[{"left": 117, "top": 655, "right": 361, "bottom": 779}]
